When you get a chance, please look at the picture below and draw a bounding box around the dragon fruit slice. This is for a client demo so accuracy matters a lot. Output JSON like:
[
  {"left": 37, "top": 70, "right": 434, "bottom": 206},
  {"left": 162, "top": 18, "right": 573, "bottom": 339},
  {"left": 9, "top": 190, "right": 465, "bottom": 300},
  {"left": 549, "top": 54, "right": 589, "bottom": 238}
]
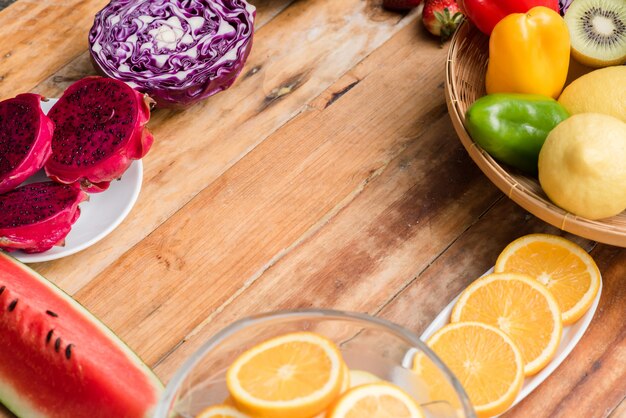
[
  {"left": 44, "top": 77, "right": 154, "bottom": 193},
  {"left": 0, "top": 94, "right": 54, "bottom": 194},
  {"left": 0, "top": 182, "right": 88, "bottom": 254}
]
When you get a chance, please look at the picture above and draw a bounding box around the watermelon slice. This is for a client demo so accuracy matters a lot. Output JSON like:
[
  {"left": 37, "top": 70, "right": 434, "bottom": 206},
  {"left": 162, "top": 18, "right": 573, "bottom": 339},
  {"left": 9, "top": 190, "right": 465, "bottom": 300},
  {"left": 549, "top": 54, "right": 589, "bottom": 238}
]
[{"left": 0, "top": 252, "right": 163, "bottom": 417}]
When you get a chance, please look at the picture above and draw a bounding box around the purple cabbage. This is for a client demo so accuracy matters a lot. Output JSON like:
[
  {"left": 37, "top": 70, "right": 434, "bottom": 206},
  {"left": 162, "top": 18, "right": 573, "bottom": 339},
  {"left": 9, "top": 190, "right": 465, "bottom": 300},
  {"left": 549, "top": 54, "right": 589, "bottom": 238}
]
[
  {"left": 89, "top": 0, "right": 256, "bottom": 108},
  {"left": 559, "top": 0, "right": 573, "bottom": 15}
]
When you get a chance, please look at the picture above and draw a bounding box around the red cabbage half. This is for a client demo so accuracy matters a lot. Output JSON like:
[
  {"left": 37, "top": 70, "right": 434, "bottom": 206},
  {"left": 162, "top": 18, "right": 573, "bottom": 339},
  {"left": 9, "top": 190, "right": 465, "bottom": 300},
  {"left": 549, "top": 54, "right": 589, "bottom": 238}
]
[{"left": 89, "top": 0, "right": 256, "bottom": 108}]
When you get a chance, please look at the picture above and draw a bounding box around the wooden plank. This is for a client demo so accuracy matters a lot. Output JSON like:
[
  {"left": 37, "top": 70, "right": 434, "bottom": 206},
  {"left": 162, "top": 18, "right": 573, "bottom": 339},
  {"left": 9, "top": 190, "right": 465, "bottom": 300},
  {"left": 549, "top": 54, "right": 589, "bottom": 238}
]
[
  {"left": 0, "top": 0, "right": 103, "bottom": 98},
  {"left": 26, "top": 0, "right": 419, "bottom": 294},
  {"left": 69, "top": 21, "right": 463, "bottom": 372},
  {"left": 378, "top": 200, "right": 592, "bottom": 335},
  {"left": 152, "top": 106, "right": 503, "bottom": 378},
  {"left": 608, "top": 397, "right": 626, "bottom": 418}
]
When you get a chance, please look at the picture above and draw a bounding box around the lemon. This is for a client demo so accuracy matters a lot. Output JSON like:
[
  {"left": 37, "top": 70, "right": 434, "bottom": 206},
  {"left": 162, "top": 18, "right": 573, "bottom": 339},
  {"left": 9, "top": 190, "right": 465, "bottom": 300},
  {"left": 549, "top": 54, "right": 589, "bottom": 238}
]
[
  {"left": 538, "top": 113, "right": 626, "bottom": 219},
  {"left": 558, "top": 66, "right": 626, "bottom": 122}
]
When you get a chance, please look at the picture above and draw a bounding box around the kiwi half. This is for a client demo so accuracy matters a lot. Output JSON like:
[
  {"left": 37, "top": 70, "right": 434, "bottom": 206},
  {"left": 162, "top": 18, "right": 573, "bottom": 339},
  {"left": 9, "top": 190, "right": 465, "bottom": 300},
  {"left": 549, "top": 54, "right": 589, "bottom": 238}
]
[{"left": 564, "top": 0, "right": 626, "bottom": 67}]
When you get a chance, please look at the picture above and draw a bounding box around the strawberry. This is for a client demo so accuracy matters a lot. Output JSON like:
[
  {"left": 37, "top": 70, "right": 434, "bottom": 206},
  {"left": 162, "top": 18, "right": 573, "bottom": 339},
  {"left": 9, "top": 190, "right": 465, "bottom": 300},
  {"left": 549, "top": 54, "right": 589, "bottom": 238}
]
[
  {"left": 383, "top": 0, "right": 422, "bottom": 11},
  {"left": 422, "top": 0, "right": 464, "bottom": 41}
]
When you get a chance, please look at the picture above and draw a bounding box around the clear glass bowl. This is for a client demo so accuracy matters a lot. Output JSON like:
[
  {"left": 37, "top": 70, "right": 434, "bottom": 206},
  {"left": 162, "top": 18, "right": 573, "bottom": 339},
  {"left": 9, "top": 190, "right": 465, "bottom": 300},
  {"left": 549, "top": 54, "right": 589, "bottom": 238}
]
[{"left": 154, "top": 309, "right": 475, "bottom": 418}]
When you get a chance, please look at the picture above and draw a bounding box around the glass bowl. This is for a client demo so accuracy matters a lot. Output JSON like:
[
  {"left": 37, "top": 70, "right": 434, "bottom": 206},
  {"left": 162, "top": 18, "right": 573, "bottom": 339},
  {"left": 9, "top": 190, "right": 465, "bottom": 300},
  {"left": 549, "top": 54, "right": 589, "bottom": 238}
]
[{"left": 154, "top": 309, "right": 475, "bottom": 418}]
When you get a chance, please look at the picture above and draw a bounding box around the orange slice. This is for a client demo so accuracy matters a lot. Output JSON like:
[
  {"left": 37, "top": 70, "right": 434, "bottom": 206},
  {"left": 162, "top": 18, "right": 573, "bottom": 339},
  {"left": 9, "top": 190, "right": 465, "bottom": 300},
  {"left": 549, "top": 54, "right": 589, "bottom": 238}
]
[
  {"left": 451, "top": 273, "right": 562, "bottom": 376},
  {"left": 328, "top": 382, "right": 424, "bottom": 418},
  {"left": 195, "top": 404, "right": 250, "bottom": 418},
  {"left": 226, "top": 332, "right": 344, "bottom": 418},
  {"left": 417, "top": 322, "right": 524, "bottom": 418},
  {"left": 495, "top": 233, "right": 601, "bottom": 324}
]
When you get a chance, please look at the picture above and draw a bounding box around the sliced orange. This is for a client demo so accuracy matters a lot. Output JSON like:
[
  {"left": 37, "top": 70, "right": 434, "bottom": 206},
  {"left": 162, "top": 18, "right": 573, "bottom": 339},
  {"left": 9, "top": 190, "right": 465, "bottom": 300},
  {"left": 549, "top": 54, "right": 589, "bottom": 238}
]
[
  {"left": 195, "top": 404, "right": 250, "bottom": 418},
  {"left": 348, "top": 370, "right": 380, "bottom": 388},
  {"left": 226, "top": 332, "right": 345, "bottom": 418},
  {"left": 451, "top": 273, "right": 562, "bottom": 376},
  {"left": 495, "top": 233, "right": 601, "bottom": 324},
  {"left": 328, "top": 382, "right": 424, "bottom": 418},
  {"left": 416, "top": 322, "right": 524, "bottom": 418}
]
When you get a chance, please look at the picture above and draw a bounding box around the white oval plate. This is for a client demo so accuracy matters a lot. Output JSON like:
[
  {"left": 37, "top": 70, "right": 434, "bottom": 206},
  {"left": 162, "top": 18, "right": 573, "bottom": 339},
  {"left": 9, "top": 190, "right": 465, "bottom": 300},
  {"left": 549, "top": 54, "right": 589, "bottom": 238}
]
[
  {"left": 9, "top": 98, "right": 143, "bottom": 263},
  {"left": 420, "top": 267, "right": 602, "bottom": 416}
]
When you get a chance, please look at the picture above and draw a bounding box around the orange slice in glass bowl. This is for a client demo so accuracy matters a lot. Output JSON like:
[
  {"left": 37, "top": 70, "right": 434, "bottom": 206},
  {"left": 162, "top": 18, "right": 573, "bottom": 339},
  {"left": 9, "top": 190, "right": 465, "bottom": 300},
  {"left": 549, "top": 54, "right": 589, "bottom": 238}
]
[
  {"left": 195, "top": 404, "right": 250, "bottom": 418},
  {"left": 416, "top": 322, "right": 524, "bottom": 418},
  {"left": 348, "top": 370, "right": 381, "bottom": 388},
  {"left": 328, "top": 382, "right": 424, "bottom": 418},
  {"left": 495, "top": 233, "right": 601, "bottom": 325},
  {"left": 226, "top": 332, "right": 345, "bottom": 418},
  {"left": 450, "top": 273, "right": 562, "bottom": 376}
]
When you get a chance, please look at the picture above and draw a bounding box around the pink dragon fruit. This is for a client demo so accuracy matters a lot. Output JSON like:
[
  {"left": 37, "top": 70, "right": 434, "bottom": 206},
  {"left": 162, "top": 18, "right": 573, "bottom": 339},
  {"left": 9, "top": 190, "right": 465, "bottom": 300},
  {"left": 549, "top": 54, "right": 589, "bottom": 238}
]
[
  {"left": 0, "top": 182, "right": 88, "bottom": 253},
  {"left": 0, "top": 94, "right": 54, "bottom": 194},
  {"left": 44, "top": 77, "right": 154, "bottom": 192}
]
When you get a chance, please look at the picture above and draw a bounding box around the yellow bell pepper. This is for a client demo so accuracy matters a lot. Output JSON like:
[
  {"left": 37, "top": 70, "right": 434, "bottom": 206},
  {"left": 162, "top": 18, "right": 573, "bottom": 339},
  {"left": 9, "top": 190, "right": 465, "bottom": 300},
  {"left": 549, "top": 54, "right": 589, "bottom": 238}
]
[{"left": 486, "top": 6, "right": 570, "bottom": 99}]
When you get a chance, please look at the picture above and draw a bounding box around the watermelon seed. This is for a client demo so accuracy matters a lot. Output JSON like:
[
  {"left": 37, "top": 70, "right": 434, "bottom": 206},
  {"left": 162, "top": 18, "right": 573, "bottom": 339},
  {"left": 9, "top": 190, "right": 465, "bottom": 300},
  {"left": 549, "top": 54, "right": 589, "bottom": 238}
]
[
  {"left": 46, "top": 310, "right": 58, "bottom": 317},
  {"left": 8, "top": 299, "right": 17, "bottom": 311},
  {"left": 65, "top": 344, "right": 73, "bottom": 360},
  {"left": 55, "top": 337, "right": 61, "bottom": 352},
  {"left": 0, "top": 286, "right": 5, "bottom": 295},
  {"left": 46, "top": 329, "right": 54, "bottom": 344}
]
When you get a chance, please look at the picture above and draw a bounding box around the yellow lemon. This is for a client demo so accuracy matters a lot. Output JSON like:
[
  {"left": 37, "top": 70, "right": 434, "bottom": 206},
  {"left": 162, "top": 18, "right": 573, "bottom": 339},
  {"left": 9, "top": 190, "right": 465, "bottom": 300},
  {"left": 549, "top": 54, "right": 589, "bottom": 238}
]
[
  {"left": 538, "top": 113, "right": 626, "bottom": 219},
  {"left": 558, "top": 66, "right": 626, "bottom": 122}
]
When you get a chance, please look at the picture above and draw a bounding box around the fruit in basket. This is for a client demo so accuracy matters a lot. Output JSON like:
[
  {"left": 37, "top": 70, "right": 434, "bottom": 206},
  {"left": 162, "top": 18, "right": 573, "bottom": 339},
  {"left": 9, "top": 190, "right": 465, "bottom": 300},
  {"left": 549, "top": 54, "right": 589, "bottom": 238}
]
[
  {"left": 465, "top": 94, "right": 569, "bottom": 173},
  {"left": 422, "top": 0, "right": 465, "bottom": 41},
  {"left": 0, "top": 182, "right": 87, "bottom": 253},
  {"left": 328, "top": 382, "right": 424, "bottom": 418},
  {"left": 45, "top": 77, "right": 153, "bottom": 193},
  {"left": 0, "top": 93, "right": 54, "bottom": 194},
  {"left": 538, "top": 113, "right": 626, "bottom": 220},
  {"left": 564, "top": 0, "right": 626, "bottom": 68},
  {"left": 450, "top": 273, "right": 562, "bottom": 376},
  {"left": 415, "top": 322, "right": 524, "bottom": 418},
  {"left": 0, "top": 252, "right": 163, "bottom": 417},
  {"left": 383, "top": 0, "right": 422, "bottom": 11},
  {"left": 89, "top": 0, "right": 256, "bottom": 108},
  {"left": 486, "top": 7, "right": 570, "bottom": 99},
  {"left": 558, "top": 66, "right": 626, "bottom": 122},
  {"left": 226, "top": 332, "right": 346, "bottom": 418},
  {"left": 458, "top": 0, "right": 559, "bottom": 35},
  {"left": 495, "top": 234, "right": 601, "bottom": 325}
]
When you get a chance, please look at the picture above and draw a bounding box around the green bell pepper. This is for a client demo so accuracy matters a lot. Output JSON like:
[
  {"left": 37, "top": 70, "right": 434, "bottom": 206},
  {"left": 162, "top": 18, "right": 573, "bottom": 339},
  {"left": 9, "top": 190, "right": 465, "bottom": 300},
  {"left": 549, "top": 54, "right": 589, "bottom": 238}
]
[{"left": 465, "top": 93, "right": 569, "bottom": 173}]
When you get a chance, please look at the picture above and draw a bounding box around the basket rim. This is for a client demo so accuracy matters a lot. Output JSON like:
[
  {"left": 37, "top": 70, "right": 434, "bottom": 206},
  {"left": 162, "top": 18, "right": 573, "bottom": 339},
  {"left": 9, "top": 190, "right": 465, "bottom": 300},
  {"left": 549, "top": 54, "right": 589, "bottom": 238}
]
[{"left": 445, "top": 21, "right": 626, "bottom": 247}]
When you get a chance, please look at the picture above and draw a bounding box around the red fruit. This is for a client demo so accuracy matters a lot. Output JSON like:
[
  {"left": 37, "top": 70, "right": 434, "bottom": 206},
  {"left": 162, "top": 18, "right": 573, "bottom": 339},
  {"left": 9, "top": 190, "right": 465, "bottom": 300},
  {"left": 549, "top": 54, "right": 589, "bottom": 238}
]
[
  {"left": 422, "top": 0, "right": 464, "bottom": 41},
  {"left": 45, "top": 77, "right": 153, "bottom": 193},
  {"left": 383, "top": 0, "right": 422, "bottom": 11},
  {"left": 0, "top": 182, "right": 87, "bottom": 253},
  {"left": 0, "top": 94, "right": 54, "bottom": 194}
]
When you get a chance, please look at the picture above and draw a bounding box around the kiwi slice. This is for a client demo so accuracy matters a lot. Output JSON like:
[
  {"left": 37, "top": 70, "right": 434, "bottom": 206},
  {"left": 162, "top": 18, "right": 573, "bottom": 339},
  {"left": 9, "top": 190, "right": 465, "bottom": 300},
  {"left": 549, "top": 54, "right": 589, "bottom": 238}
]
[{"left": 564, "top": 0, "right": 626, "bottom": 67}]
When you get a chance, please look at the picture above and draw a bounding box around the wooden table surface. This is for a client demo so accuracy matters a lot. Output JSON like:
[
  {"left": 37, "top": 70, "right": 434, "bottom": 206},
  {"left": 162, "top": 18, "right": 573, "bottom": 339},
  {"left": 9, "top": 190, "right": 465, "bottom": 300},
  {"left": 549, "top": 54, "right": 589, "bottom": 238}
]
[{"left": 1, "top": 0, "right": 624, "bottom": 417}]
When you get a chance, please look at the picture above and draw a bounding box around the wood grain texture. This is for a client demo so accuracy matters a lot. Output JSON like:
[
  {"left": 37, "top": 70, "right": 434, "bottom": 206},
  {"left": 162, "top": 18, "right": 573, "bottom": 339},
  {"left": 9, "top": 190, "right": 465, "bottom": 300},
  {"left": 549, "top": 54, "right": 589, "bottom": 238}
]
[
  {"left": 28, "top": 0, "right": 419, "bottom": 294},
  {"left": 0, "top": 0, "right": 624, "bottom": 417}
]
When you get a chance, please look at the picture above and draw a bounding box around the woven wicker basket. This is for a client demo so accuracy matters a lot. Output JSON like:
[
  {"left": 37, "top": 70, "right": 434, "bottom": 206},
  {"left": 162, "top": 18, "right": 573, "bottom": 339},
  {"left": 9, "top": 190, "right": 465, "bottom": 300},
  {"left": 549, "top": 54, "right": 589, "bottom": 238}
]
[{"left": 445, "top": 21, "right": 626, "bottom": 247}]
